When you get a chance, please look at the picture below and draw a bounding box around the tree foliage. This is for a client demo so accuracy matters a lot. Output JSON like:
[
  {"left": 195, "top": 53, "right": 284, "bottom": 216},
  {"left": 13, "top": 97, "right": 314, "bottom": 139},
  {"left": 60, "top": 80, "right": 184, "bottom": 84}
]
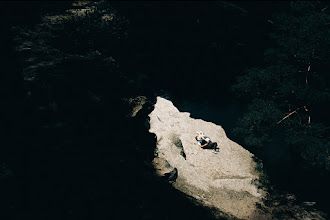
[
  {"left": 13, "top": 1, "right": 131, "bottom": 131},
  {"left": 232, "top": 1, "right": 330, "bottom": 171}
]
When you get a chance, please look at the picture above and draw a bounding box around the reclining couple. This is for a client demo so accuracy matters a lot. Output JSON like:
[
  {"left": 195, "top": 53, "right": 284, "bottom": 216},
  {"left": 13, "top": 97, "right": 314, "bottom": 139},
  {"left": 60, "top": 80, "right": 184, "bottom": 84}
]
[{"left": 195, "top": 131, "right": 219, "bottom": 154}]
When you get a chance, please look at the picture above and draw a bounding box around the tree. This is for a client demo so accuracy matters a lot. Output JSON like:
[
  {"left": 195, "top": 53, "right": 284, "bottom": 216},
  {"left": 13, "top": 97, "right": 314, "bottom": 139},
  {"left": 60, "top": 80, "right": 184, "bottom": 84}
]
[{"left": 232, "top": 1, "right": 330, "bottom": 172}]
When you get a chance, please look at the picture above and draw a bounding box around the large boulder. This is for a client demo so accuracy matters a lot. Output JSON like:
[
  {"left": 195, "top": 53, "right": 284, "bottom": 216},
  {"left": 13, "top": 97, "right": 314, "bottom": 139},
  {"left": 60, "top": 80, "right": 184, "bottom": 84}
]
[{"left": 149, "top": 97, "right": 269, "bottom": 219}]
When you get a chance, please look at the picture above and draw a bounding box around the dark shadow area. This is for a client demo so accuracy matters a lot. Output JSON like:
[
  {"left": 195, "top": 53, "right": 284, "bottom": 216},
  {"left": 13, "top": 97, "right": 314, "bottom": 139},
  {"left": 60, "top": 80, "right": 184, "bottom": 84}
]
[
  {"left": 0, "top": 2, "right": 229, "bottom": 219},
  {"left": 1, "top": 1, "right": 328, "bottom": 219}
]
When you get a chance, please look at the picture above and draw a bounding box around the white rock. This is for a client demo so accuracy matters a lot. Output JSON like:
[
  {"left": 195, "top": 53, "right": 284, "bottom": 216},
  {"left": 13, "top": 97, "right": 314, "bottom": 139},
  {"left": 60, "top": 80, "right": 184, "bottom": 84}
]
[{"left": 149, "top": 97, "right": 268, "bottom": 219}]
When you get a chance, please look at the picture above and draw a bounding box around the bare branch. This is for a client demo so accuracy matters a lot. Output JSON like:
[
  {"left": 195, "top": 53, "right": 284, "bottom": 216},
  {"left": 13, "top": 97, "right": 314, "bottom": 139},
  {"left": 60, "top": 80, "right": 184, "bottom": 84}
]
[{"left": 277, "top": 109, "right": 299, "bottom": 124}]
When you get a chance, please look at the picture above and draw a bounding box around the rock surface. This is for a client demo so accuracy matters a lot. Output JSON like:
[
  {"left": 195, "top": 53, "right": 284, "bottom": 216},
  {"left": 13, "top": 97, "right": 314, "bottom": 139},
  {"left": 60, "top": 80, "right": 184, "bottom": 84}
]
[
  {"left": 153, "top": 157, "right": 178, "bottom": 182},
  {"left": 149, "top": 97, "right": 268, "bottom": 219},
  {"left": 148, "top": 96, "right": 328, "bottom": 220}
]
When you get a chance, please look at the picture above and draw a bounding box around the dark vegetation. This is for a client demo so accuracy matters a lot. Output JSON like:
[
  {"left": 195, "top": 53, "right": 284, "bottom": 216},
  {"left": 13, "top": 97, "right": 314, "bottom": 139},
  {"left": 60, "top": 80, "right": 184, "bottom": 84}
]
[
  {"left": 232, "top": 2, "right": 330, "bottom": 209},
  {"left": 233, "top": 1, "right": 330, "bottom": 171},
  {"left": 0, "top": 1, "right": 329, "bottom": 219}
]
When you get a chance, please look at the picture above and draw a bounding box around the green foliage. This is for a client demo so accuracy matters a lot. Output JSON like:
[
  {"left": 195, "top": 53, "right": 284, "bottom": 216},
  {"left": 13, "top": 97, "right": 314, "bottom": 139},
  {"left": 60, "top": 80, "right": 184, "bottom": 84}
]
[
  {"left": 12, "top": 2, "right": 133, "bottom": 159},
  {"left": 284, "top": 121, "right": 330, "bottom": 170},
  {"left": 270, "top": 4, "right": 330, "bottom": 65},
  {"left": 233, "top": 99, "right": 282, "bottom": 148},
  {"left": 13, "top": 1, "right": 130, "bottom": 105},
  {"left": 232, "top": 65, "right": 294, "bottom": 101},
  {"left": 48, "top": 2, "right": 128, "bottom": 55},
  {"left": 13, "top": 1, "right": 128, "bottom": 73},
  {"left": 232, "top": 2, "right": 330, "bottom": 171}
]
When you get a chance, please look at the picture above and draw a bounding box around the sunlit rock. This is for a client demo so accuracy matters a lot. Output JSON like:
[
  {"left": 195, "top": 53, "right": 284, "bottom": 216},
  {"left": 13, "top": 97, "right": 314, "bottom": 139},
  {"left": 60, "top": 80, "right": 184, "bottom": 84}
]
[
  {"left": 148, "top": 96, "right": 328, "bottom": 220},
  {"left": 149, "top": 96, "right": 267, "bottom": 219},
  {"left": 124, "top": 96, "right": 147, "bottom": 118}
]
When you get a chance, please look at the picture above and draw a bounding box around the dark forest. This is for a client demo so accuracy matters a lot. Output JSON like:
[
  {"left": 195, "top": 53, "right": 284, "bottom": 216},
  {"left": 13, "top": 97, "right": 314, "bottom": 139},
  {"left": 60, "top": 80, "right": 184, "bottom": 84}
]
[{"left": 0, "top": 1, "right": 329, "bottom": 219}]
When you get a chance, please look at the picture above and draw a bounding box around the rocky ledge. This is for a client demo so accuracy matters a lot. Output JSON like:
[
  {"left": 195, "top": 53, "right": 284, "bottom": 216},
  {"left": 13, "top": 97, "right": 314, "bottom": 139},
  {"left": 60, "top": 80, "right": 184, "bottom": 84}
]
[
  {"left": 148, "top": 97, "right": 328, "bottom": 220},
  {"left": 149, "top": 97, "right": 269, "bottom": 219}
]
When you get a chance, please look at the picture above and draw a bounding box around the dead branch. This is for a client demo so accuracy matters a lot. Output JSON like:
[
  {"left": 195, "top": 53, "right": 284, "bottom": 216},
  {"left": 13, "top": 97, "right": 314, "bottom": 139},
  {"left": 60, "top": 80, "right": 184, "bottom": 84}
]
[{"left": 277, "top": 109, "right": 299, "bottom": 124}]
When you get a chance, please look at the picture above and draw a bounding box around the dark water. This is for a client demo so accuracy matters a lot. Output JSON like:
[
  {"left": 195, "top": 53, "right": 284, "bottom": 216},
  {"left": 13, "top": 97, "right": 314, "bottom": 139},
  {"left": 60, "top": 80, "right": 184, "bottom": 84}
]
[{"left": 164, "top": 92, "right": 329, "bottom": 215}]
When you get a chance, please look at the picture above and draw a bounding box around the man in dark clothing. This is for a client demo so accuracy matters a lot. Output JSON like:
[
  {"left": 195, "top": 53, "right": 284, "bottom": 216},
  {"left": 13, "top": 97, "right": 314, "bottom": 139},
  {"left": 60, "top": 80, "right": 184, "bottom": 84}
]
[{"left": 195, "top": 134, "right": 219, "bottom": 154}]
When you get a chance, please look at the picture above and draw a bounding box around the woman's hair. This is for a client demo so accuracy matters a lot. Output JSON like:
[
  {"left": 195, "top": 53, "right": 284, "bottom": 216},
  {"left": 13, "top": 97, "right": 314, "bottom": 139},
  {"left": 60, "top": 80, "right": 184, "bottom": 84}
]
[{"left": 195, "top": 136, "right": 198, "bottom": 140}]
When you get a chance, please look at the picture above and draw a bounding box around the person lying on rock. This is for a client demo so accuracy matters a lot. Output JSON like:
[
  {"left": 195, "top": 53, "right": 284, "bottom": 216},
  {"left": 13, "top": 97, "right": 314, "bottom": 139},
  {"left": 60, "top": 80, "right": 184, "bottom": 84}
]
[{"left": 195, "top": 133, "right": 219, "bottom": 154}]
